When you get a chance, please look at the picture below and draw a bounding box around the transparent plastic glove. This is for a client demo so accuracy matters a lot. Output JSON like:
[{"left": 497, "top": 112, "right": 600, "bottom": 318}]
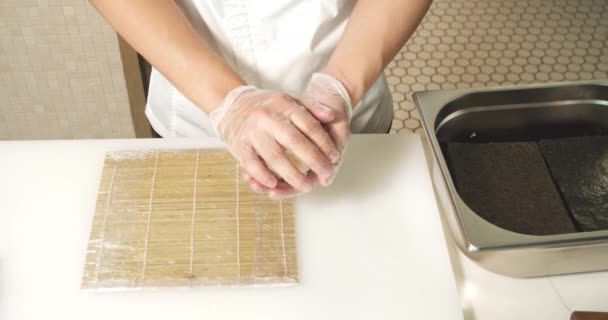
[
  {"left": 210, "top": 85, "right": 340, "bottom": 193},
  {"left": 301, "top": 73, "right": 353, "bottom": 154},
  {"left": 243, "top": 73, "right": 353, "bottom": 199}
]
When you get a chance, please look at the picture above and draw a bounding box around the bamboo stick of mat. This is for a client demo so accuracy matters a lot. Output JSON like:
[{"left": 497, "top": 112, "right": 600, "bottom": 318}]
[{"left": 81, "top": 149, "right": 298, "bottom": 290}]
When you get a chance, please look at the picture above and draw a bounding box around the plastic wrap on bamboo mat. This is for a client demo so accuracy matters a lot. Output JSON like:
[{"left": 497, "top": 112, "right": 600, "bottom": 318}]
[{"left": 81, "top": 149, "right": 298, "bottom": 290}]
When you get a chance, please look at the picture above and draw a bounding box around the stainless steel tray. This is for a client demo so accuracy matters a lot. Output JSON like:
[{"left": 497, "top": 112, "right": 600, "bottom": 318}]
[{"left": 414, "top": 80, "right": 608, "bottom": 277}]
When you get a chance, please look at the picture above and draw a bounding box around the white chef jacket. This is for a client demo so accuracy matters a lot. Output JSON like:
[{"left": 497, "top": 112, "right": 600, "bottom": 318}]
[{"left": 145, "top": 0, "right": 394, "bottom": 138}]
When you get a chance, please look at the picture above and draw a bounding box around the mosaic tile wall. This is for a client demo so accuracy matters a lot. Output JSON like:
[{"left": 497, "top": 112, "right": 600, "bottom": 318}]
[
  {"left": 387, "top": 0, "right": 608, "bottom": 135},
  {"left": 0, "top": 0, "right": 134, "bottom": 140},
  {"left": 1, "top": 0, "right": 606, "bottom": 139}
]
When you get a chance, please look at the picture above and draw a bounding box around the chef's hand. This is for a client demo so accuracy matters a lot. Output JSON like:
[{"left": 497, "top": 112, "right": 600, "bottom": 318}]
[
  {"left": 242, "top": 73, "right": 352, "bottom": 199},
  {"left": 301, "top": 73, "right": 353, "bottom": 159},
  {"left": 210, "top": 85, "right": 340, "bottom": 193}
]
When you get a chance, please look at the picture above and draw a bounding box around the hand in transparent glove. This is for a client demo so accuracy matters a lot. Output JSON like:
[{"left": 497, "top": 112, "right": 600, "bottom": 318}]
[
  {"left": 242, "top": 73, "right": 353, "bottom": 199},
  {"left": 302, "top": 72, "right": 353, "bottom": 156},
  {"left": 210, "top": 86, "right": 341, "bottom": 193}
]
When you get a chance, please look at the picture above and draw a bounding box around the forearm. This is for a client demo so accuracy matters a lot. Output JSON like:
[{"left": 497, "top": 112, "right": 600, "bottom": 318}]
[
  {"left": 90, "top": 0, "right": 244, "bottom": 113},
  {"left": 325, "top": 0, "right": 431, "bottom": 106}
]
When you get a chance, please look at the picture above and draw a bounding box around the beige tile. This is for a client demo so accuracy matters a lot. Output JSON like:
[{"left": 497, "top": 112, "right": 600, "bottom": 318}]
[
  {"left": 387, "top": 0, "right": 608, "bottom": 134},
  {"left": 0, "top": 1, "right": 134, "bottom": 140},
  {"left": 3, "top": 0, "right": 607, "bottom": 139}
]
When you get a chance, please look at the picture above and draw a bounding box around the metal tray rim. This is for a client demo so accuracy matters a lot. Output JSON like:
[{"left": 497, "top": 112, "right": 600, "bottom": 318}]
[{"left": 415, "top": 80, "right": 608, "bottom": 252}]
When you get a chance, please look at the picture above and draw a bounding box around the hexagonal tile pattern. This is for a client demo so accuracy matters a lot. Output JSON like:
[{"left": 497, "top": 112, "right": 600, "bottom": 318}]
[{"left": 387, "top": 0, "right": 608, "bottom": 135}]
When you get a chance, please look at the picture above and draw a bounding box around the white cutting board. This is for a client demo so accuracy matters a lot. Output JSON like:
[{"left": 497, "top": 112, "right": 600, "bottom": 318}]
[{"left": 0, "top": 134, "right": 462, "bottom": 320}]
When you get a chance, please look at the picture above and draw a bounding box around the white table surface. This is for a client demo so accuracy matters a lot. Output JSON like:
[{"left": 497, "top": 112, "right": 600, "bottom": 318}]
[
  {"left": 443, "top": 221, "right": 608, "bottom": 320},
  {"left": 0, "top": 134, "right": 463, "bottom": 320}
]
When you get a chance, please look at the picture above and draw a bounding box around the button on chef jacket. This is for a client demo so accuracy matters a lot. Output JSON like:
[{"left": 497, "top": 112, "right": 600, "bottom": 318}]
[{"left": 145, "top": 0, "right": 394, "bottom": 138}]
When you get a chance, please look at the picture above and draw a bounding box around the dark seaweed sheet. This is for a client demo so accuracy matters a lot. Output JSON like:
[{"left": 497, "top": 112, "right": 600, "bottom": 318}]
[
  {"left": 540, "top": 136, "right": 608, "bottom": 232},
  {"left": 447, "top": 141, "right": 577, "bottom": 235}
]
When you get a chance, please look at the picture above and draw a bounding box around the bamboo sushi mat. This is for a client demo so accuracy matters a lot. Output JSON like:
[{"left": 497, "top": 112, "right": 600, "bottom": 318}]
[{"left": 81, "top": 149, "right": 298, "bottom": 290}]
